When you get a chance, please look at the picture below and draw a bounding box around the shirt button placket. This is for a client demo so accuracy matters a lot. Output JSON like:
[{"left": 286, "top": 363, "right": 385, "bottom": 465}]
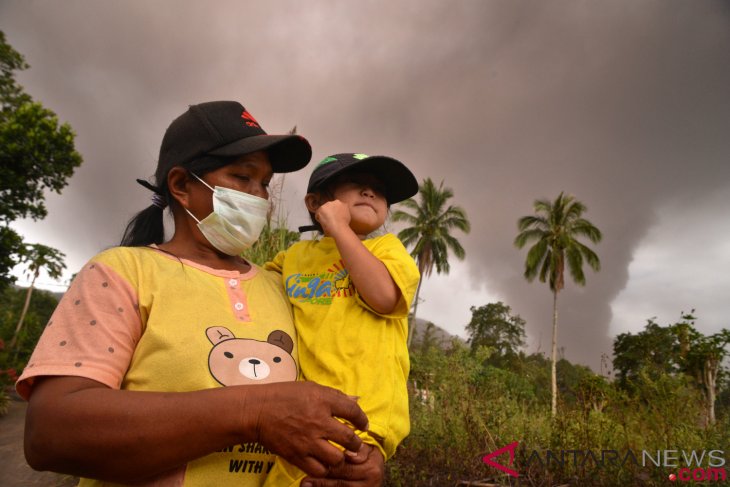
[{"left": 227, "top": 276, "right": 247, "bottom": 321}]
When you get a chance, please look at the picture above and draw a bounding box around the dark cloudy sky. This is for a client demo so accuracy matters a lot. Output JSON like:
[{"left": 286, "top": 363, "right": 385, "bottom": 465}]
[{"left": 2, "top": 0, "right": 729, "bottom": 370}]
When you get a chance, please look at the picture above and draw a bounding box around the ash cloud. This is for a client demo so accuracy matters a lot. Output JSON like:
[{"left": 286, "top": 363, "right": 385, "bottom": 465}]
[{"left": 2, "top": 0, "right": 729, "bottom": 369}]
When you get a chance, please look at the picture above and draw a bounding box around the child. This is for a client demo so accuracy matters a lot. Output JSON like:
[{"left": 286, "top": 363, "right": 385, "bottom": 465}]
[{"left": 264, "top": 153, "right": 421, "bottom": 486}]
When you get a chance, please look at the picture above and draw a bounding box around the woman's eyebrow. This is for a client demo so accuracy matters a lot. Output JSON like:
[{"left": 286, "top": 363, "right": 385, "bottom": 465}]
[
  {"left": 234, "top": 161, "right": 258, "bottom": 169},
  {"left": 233, "top": 161, "right": 273, "bottom": 176}
]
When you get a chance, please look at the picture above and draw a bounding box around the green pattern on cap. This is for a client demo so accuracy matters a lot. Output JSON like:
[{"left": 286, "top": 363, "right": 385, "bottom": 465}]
[
  {"left": 353, "top": 153, "right": 369, "bottom": 160},
  {"left": 316, "top": 156, "right": 338, "bottom": 168}
]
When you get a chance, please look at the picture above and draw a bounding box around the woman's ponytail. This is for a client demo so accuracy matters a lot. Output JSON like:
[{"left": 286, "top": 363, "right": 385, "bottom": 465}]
[
  {"left": 120, "top": 179, "right": 169, "bottom": 246},
  {"left": 120, "top": 204, "right": 166, "bottom": 246}
]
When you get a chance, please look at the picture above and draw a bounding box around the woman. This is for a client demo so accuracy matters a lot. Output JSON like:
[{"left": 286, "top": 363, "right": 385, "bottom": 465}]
[{"left": 17, "top": 101, "right": 384, "bottom": 487}]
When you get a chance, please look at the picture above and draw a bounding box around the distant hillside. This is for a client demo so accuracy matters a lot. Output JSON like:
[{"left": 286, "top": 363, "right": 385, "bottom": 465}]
[{"left": 409, "top": 317, "right": 466, "bottom": 349}]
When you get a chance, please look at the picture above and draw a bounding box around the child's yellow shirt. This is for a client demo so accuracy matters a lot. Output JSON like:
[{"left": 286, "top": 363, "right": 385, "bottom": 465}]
[{"left": 267, "top": 233, "right": 420, "bottom": 458}]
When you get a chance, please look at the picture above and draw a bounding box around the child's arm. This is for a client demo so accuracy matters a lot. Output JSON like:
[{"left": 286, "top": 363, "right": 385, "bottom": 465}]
[{"left": 316, "top": 200, "right": 400, "bottom": 314}]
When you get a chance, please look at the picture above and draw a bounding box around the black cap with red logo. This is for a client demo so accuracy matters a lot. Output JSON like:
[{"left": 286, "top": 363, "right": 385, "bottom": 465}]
[{"left": 158, "top": 101, "right": 311, "bottom": 174}]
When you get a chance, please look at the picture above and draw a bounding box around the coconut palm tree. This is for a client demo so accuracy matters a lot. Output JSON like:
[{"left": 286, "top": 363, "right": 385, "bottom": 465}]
[
  {"left": 9, "top": 243, "right": 66, "bottom": 350},
  {"left": 391, "top": 178, "right": 470, "bottom": 349},
  {"left": 514, "top": 192, "right": 602, "bottom": 416}
]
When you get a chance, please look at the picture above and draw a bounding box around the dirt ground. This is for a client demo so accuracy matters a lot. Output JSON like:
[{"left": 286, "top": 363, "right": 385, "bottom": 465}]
[{"left": 0, "top": 390, "right": 78, "bottom": 487}]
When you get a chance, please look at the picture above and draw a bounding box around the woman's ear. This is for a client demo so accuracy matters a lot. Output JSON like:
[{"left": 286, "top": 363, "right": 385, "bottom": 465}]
[
  {"left": 167, "top": 167, "right": 193, "bottom": 209},
  {"left": 304, "top": 193, "right": 322, "bottom": 213}
]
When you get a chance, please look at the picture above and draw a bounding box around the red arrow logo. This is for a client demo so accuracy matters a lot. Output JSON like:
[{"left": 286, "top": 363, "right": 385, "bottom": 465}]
[
  {"left": 240, "top": 110, "right": 260, "bottom": 128},
  {"left": 482, "top": 441, "right": 520, "bottom": 478}
]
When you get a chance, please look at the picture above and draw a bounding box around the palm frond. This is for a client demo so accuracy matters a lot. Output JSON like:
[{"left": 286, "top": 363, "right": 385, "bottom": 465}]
[
  {"left": 442, "top": 233, "right": 466, "bottom": 260},
  {"left": 516, "top": 192, "right": 601, "bottom": 291},
  {"left": 538, "top": 249, "right": 552, "bottom": 284},
  {"left": 395, "top": 177, "right": 469, "bottom": 279},
  {"left": 525, "top": 239, "right": 548, "bottom": 281},
  {"left": 517, "top": 215, "right": 548, "bottom": 231},
  {"left": 572, "top": 219, "right": 603, "bottom": 243},
  {"left": 514, "top": 228, "right": 547, "bottom": 248},
  {"left": 576, "top": 241, "right": 601, "bottom": 272},
  {"left": 565, "top": 245, "right": 586, "bottom": 286},
  {"left": 565, "top": 200, "right": 587, "bottom": 220}
]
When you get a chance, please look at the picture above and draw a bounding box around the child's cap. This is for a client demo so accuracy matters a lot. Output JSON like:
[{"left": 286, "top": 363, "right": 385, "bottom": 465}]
[
  {"left": 307, "top": 153, "right": 418, "bottom": 204},
  {"left": 158, "top": 101, "right": 311, "bottom": 174}
]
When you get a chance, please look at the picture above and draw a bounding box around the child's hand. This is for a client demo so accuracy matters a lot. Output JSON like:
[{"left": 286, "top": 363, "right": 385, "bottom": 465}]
[{"left": 315, "top": 200, "right": 352, "bottom": 236}]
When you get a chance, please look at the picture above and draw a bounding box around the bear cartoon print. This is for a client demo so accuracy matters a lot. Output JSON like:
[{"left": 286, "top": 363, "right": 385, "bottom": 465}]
[{"left": 206, "top": 327, "right": 298, "bottom": 386}]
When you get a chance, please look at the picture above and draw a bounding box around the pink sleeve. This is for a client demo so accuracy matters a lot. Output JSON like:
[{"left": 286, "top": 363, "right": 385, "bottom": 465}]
[{"left": 15, "top": 260, "right": 143, "bottom": 400}]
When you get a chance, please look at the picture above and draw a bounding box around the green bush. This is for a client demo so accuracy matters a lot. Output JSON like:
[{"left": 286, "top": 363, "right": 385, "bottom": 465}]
[
  {"left": 0, "top": 286, "right": 59, "bottom": 416},
  {"left": 0, "top": 339, "right": 19, "bottom": 416},
  {"left": 387, "top": 346, "right": 730, "bottom": 486},
  {"left": 0, "top": 286, "right": 58, "bottom": 369}
]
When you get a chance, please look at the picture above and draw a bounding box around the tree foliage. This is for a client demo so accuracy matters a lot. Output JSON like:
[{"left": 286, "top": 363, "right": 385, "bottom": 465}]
[
  {"left": 0, "top": 30, "right": 82, "bottom": 289},
  {"left": 613, "top": 310, "right": 730, "bottom": 425},
  {"left": 613, "top": 318, "right": 681, "bottom": 388},
  {"left": 0, "top": 31, "right": 31, "bottom": 109},
  {"left": 514, "top": 191, "right": 602, "bottom": 292},
  {"left": 465, "top": 301, "right": 526, "bottom": 364},
  {"left": 0, "top": 226, "right": 23, "bottom": 290}
]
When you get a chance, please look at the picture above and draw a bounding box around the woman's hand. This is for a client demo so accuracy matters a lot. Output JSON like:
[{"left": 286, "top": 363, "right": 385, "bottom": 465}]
[
  {"left": 250, "top": 381, "right": 369, "bottom": 478},
  {"left": 301, "top": 443, "right": 385, "bottom": 487},
  {"left": 24, "top": 377, "right": 368, "bottom": 483}
]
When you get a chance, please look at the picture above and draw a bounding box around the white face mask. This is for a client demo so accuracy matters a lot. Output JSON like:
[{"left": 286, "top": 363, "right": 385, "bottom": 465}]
[{"left": 185, "top": 173, "right": 269, "bottom": 256}]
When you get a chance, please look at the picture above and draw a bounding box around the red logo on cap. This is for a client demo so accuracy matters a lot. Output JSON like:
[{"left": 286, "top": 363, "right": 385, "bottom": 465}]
[{"left": 241, "top": 110, "right": 260, "bottom": 128}]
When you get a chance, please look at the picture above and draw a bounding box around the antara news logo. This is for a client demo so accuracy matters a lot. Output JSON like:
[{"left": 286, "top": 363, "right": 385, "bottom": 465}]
[{"left": 482, "top": 442, "right": 727, "bottom": 483}]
